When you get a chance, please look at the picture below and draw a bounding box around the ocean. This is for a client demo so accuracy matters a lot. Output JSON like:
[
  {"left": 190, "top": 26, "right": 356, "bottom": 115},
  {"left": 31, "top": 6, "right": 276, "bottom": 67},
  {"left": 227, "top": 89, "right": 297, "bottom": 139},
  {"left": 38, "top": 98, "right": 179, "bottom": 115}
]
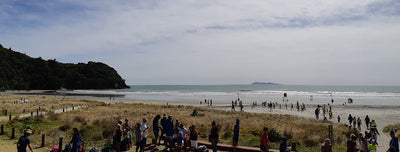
[{"left": 70, "top": 85, "right": 400, "bottom": 105}]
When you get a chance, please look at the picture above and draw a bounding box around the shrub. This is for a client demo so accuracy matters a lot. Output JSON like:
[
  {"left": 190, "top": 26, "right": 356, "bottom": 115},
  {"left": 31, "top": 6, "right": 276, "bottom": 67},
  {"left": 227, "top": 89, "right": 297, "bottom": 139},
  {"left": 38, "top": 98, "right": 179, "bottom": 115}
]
[
  {"left": 383, "top": 123, "right": 400, "bottom": 133},
  {"left": 303, "top": 136, "right": 320, "bottom": 147},
  {"left": 269, "top": 128, "right": 282, "bottom": 142},
  {"left": 59, "top": 124, "right": 71, "bottom": 132}
]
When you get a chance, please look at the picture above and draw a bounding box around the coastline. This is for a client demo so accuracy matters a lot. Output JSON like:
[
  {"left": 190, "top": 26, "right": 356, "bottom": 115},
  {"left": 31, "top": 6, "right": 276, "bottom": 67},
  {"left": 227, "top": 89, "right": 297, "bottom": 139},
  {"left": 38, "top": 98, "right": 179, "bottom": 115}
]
[{"left": 1, "top": 91, "right": 398, "bottom": 152}]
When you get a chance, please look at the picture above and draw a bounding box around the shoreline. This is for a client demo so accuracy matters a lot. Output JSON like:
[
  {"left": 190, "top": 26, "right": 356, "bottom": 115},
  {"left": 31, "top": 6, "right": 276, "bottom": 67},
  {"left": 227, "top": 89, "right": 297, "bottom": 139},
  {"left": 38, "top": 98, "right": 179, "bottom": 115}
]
[{"left": 1, "top": 91, "right": 399, "bottom": 152}]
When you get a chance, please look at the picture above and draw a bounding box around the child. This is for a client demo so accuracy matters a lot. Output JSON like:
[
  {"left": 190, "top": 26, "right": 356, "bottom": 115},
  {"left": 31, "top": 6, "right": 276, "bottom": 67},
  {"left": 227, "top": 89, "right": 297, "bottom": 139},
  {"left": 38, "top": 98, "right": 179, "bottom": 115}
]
[
  {"left": 279, "top": 136, "right": 289, "bottom": 152},
  {"left": 176, "top": 132, "right": 184, "bottom": 150}
]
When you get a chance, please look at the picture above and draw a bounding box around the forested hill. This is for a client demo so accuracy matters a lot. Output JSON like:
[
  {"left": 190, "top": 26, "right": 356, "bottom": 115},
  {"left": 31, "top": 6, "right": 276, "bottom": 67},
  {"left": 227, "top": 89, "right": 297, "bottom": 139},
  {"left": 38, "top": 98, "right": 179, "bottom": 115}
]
[{"left": 0, "top": 44, "right": 130, "bottom": 90}]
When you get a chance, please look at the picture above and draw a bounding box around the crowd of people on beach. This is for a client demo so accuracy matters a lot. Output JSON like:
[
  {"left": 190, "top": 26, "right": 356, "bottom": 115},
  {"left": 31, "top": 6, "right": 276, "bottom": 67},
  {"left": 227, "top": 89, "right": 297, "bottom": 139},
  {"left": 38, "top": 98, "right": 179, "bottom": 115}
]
[
  {"left": 345, "top": 130, "right": 399, "bottom": 152},
  {"left": 106, "top": 113, "right": 284, "bottom": 152},
  {"left": 109, "top": 114, "right": 239, "bottom": 152},
  {"left": 14, "top": 97, "right": 399, "bottom": 152}
]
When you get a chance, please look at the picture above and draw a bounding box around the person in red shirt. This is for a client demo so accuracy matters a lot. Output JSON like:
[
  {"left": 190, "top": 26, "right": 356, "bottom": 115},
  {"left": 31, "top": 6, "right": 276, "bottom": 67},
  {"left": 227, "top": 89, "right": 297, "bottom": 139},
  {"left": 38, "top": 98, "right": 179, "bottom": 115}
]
[{"left": 260, "top": 127, "right": 269, "bottom": 152}]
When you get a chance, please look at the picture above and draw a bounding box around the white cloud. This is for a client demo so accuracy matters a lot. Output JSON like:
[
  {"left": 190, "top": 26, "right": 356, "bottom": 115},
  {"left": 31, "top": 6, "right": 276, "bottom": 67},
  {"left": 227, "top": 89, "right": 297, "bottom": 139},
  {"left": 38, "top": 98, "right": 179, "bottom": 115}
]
[{"left": 1, "top": 0, "right": 400, "bottom": 85}]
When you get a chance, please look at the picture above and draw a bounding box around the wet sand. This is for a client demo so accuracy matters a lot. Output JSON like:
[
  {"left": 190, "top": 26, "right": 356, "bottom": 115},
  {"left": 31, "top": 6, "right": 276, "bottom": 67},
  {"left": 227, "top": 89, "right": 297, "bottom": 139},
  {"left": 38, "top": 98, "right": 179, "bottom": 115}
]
[{"left": 2, "top": 91, "right": 398, "bottom": 152}]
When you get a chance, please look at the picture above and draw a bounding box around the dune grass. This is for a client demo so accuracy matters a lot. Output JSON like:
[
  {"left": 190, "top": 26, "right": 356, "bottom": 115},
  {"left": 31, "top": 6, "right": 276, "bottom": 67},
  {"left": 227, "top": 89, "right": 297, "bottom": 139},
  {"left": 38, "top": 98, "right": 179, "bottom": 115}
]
[
  {"left": 0, "top": 97, "right": 355, "bottom": 151},
  {"left": 0, "top": 95, "right": 102, "bottom": 116},
  {"left": 46, "top": 103, "right": 352, "bottom": 150},
  {"left": 383, "top": 123, "right": 400, "bottom": 137}
]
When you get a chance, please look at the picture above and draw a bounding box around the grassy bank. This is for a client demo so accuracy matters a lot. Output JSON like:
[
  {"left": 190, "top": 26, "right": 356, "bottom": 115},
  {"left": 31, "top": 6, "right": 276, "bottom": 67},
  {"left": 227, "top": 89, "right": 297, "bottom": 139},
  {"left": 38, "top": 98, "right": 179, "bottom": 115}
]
[
  {"left": 0, "top": 95, "right": 101, "bottom": 116},
  {"left": 0, "top": 96, "right": 354, "bottom": 151}
]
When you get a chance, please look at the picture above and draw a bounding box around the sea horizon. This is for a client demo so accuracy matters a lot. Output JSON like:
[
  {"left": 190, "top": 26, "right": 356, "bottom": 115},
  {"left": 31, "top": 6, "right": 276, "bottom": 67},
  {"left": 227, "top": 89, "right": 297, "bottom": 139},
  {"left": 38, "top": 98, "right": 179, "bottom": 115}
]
[{"left": 69, "top": 84, "right": 400, "bottom": 106}]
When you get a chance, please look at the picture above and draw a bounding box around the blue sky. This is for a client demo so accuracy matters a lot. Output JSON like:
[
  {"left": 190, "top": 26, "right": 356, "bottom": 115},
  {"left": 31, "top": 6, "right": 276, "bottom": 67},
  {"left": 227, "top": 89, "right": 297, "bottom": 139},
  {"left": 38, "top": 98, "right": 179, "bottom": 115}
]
[{"left": 1, "top": 0, "right": 400, "bottom": 85}]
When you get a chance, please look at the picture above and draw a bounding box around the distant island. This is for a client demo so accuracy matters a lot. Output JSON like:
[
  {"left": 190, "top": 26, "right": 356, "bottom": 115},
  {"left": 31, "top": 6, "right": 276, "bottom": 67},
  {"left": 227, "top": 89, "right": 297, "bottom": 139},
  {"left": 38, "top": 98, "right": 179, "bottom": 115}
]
[
  {"left": 0, "top": 44, "right": 129, "bottom": 90},
  {"left": 251, "top": 82, "right": 281, "bottom": 85}
]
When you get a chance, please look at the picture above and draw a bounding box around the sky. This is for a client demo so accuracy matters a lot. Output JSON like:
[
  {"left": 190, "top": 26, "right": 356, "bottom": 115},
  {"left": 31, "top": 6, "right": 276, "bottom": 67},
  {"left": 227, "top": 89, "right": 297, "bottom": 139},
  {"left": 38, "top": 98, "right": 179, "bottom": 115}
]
[{"left": 1, "top": 0, "right": 400, "bottom": 86}]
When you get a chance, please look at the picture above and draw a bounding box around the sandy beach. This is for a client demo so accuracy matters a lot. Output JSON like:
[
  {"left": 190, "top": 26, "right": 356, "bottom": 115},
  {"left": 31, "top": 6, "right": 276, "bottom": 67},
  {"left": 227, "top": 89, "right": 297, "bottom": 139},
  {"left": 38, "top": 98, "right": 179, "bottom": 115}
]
[
  {"left": 212, "top": 104, "right": 399, "bottom": 151},
  {"left": 84, "top": 94, "right": 400, "bottom": 152},
  {"left": 1, "top": 91, "right": 399, "bottom": 152},
  {"left": 121, "top": 99, "right": 399, "bottom": 152}
]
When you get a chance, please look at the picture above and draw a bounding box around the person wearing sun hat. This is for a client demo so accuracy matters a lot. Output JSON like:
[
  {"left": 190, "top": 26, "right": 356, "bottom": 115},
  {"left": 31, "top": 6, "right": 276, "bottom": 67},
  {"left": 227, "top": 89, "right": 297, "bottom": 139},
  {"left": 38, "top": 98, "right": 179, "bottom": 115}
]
[
  {"left": 279, "top": 136, "right": 288, "bottom": 152},
  {"left": 17, "top": 129, "right": 33, "bottom": 152}
]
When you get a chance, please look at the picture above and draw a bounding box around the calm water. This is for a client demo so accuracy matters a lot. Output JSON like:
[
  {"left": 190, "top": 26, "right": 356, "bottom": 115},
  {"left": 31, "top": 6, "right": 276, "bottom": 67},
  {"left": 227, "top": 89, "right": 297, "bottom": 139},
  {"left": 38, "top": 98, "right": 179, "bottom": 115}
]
[{"left": 71, "top": 85, "right": 400, "bottom": 105}]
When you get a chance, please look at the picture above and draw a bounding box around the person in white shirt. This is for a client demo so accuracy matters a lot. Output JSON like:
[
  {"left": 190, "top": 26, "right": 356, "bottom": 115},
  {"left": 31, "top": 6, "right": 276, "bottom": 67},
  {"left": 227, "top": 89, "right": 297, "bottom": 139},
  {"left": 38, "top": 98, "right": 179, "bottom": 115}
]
[{"left": 140, "top": 118, "right": 149, "bottom": 148}]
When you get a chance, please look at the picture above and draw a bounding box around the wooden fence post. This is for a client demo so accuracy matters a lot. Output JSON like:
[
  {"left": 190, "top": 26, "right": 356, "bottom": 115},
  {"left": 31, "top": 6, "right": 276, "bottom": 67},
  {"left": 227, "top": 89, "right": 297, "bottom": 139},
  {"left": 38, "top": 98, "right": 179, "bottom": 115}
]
[
  {"left": 11, "top": 128, "right": 15, "bottom": 139},
  {"left": 58, "top": 137, "right": 63, "bottom": 152},
  {"left": 328, "top": 124, "right": 333, "bottom": 141},
  {"left": 0, "top": 125, "right": 3, "bottom": 135},
  {"left": 41, "top": 134, "right": 45, "bottom": 147}
]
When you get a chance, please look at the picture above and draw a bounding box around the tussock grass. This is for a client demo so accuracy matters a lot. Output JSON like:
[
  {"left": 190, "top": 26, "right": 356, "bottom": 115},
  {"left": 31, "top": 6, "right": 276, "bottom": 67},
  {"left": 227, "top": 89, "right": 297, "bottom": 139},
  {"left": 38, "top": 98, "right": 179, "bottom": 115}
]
[
  {"left": 384, "top": 123, "right": 400, "bottom": 137},
  {"left": 50, "top": 103, "right": 351, "bottom": 148},
  {"left": 0, "top": 95, "right": 100, "bottom": 116},
  {"left": 2, "top": 99, "right": 354, "bottom": 151}
]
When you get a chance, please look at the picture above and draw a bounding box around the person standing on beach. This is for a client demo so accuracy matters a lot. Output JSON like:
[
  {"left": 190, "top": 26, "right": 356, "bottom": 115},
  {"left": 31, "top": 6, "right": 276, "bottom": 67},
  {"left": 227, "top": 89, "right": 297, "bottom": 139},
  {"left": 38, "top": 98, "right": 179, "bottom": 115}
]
[
  {"left": 210, "top": 121, "right": 219, "bottom": 152},
  {"left": 387, "top": 131, "right": 399, "bottom": 152},
  {"left": 140, "top": 118, "right": 149, "bottom": 150},
  {"left": 279, "top": 136, "right": 288, "bottom": 152},
  {"left": 17, "top": 129, "right": 33, "bottom": 152},
  {"left": 134, "top": 123, "right": 143, "bottom": 152},
  {"left": 369, "top": 139, "right": 377, "bottom": 152},
  {"left": 114, "top": 120, "right": 123, "bottom": 152},
  {"left": 365, "top": 115, "right": 371, "bottom": 130},
  {"left": 348, "top": 114, "right": 353, "bottom": 127},
  {"left": 123, "top": 119, "right": 132, "bottom": 148},
  {"left": 260, "top": 127, "right": 269, "bottom": 152},
  {"left": 370, "top": 122, "right": 380, "bottom": 145},
  {"left": 338, "top": 115, "right": 341, "bottom": 123},
  {"left": 152, "top": 115, "right": 161, "bottom": 145},
  {"left": 347, "top": 134, "right": 358, "bottom": 152},
  {"left": 189, "top": 125, "right": 199, "bottom": 150},
  {"left": 357, "top": 117, "right": 362, "bottom": 130},
  {"left": 159, "top": 114, "right": 167, "bottom": 144},
  {"left": 315, "top": 108, "right": 320, "bottom": 119},
  {"left": 165, "top": 115, "right": 174, "bottom": 148},
  {"left": 175, "top": 119, "right": 181, "bottom": 137},
  {"left": 239, "top": 101, "right": 243, "bottom": 111},
  {"left": 233, "top": 118, "right": 240, "bottom": 152},
  {"left": 69, "top": 128, "right": 81, "bottom": 152},
  {"left": 353, "top": 117, "right": 357, "bottom": 129},
  {"left": 359, "top": 133, "right": 369, "bottom": 152}
]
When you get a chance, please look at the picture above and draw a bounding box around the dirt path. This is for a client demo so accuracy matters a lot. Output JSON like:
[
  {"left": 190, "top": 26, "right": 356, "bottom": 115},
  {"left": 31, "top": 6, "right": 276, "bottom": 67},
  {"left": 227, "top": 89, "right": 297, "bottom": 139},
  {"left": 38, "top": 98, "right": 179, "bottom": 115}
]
[{"left": 0, "top": 106, "right": 83, "bottom": 123}]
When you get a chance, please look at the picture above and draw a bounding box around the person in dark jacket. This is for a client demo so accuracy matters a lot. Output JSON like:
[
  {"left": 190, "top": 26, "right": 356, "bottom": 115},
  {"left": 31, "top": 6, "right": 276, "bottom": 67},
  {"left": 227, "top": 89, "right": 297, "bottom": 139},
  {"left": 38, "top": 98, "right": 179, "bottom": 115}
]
[
  {"left": 159, "top": 114, "right": 167, "bottom": 144},
  {"left": 17, "top": 129, "right": 33, "bottom": 152},
  {"left": 388, "top": 131, "right": 399, "bottom": 152},
  {"left": 152, "top": 115, "right": 161, "bottom": 145},
  {"left": 69, "top": 128, "right": 81, "bottom": 152},
  {"left": 165, "top": 115, "right": 174, "bottom": 148},
  {"left": 210, "top": 121, "right": 219, "bottom": 152},
  {"left": 279, "top": 136, "right": 288, "bottom": 152},
  {"left": 233, "top": 118, "right": 240, "bottom": 152},
  {"left": 347, "top": 134, "right": 358, "bottom": 152}
]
